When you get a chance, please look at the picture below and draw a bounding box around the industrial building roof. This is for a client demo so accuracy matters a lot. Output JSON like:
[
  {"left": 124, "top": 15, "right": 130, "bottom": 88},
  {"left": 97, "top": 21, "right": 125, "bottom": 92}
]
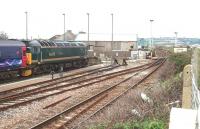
[{"left": 0, "top": 40, "right": 25, "bottom": 46}]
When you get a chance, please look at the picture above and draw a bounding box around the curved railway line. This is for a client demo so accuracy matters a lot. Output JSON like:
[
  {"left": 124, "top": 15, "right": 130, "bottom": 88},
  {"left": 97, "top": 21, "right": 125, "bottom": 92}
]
[{"left": 27, "top": 58, "right": 166, "bottom": 129}]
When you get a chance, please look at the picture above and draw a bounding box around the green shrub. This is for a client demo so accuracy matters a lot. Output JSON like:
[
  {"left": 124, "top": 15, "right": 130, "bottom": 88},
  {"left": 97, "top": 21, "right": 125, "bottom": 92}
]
[
  {"left": 114, "top": 122, "right": 140, "bottom": 129},
  {"left": 142, "top": 120, "right": 165, "bottom": 129},
  {"left": 169, "top": 52, "right": 191, "bottom": 73},
  {"left": 89, "top": 124, "right": 107, "bottom": 129},
  {"left": 113, "top": 119, "right": 166, "bottom": 129}
]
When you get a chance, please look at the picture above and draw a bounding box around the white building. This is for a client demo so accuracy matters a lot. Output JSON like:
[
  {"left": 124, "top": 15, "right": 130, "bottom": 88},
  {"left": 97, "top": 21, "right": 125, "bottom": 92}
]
[{"left": 174, "top": 46, "right": 188, "bottom": 53}]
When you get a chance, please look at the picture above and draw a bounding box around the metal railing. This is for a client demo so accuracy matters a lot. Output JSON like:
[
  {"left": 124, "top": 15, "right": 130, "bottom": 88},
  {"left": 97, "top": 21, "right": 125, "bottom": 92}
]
[{"left": 191, "top": 48, "right": 200, "bottom": 129}]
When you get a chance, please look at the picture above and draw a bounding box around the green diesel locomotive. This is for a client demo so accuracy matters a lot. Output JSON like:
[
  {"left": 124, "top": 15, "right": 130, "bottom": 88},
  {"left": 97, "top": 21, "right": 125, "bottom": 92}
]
[{"left": 23, "top": 40, "right": 89, "bottom": 76}]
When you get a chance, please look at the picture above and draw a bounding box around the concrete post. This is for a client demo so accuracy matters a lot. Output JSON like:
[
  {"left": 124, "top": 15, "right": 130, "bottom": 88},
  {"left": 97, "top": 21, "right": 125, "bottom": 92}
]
[{"left": 182, "top": 64, "right": 192, "bottom": 109}]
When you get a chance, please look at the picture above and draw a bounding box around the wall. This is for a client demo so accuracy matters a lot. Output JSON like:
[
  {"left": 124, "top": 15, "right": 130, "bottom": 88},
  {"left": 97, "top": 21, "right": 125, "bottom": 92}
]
[{"left": 87, "top": 41, "right": 136, "bottom": 60}]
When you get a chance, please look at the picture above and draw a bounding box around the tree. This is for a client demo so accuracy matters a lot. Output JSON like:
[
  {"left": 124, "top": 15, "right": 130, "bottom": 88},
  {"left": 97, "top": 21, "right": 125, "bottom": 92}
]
[{"left": 0, "top": 31, "right": 8, "bottom": 40}]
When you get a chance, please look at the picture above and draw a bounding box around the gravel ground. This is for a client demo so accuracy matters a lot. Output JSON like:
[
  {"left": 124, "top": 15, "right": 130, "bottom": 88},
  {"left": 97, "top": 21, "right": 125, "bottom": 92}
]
[{"left": 0, "top": 59, "right": 151, "bottom": 129}]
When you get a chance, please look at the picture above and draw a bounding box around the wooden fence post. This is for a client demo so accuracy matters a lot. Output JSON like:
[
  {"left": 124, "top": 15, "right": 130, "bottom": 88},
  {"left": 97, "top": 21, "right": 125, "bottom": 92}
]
[{"left": 182, "top": 64, "right": 192, "bottom": 109}]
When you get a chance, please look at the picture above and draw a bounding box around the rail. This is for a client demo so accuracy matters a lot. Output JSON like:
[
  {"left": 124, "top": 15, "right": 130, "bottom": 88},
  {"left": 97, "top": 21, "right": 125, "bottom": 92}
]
[{"left": 0, "top": 61, "right": 156, "bottom": 111}]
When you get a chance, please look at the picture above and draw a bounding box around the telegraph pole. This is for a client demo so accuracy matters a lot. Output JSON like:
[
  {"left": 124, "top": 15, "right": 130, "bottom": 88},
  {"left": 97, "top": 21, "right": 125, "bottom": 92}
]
[
  {"left": 174, "top": 32, "right": 178, "bottom": 46},
  {"left": 87, "top": 13, "right": 90, "bottom": 44},
  {"left": 111, "top": 13, "right": 113, "bottom": 64},
  {"left": 63, "top": 13, "right": 66, "bottom": 41},
  {"left": 150, "top": 19, "right": 154, "bottom": 48}
]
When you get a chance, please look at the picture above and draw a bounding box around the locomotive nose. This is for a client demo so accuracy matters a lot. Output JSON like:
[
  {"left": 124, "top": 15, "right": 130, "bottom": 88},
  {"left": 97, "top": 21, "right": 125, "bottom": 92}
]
[{"left": 21, "top": 46, "right": 27, "bottom": 67}]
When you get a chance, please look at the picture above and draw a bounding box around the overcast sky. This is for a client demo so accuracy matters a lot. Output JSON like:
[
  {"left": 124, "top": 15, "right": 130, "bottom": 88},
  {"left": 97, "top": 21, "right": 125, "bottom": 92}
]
[{"left": 0, "top": 0, "right": 199, "bottom": 40}]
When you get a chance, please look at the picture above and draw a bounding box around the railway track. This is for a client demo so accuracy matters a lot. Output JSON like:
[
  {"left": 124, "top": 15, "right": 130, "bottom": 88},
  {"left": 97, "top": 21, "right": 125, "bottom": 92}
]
[
  {"left": 0, "top": 65, "right": 118, "bottom": 109},
  {"left": 0, "top": 66, "right": 93, "bottom": 85},
  {"left": 0, "top": 61, "right": 154, "bottom": 111},
  {"left": 28, "top": 58, "right": 166, "bottom": 129},
  {"left": 0, "top": 64, "right": 115, "bottom": 96}
]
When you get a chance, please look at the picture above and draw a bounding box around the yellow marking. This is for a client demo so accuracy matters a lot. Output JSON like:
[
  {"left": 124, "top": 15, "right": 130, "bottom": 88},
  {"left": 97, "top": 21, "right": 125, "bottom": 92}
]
[
  {"left": 26, "top": 53, "right": 32, "bottom": 65},
  {"left": 21, "top": 69, "right": 32, "bottom": 76}
]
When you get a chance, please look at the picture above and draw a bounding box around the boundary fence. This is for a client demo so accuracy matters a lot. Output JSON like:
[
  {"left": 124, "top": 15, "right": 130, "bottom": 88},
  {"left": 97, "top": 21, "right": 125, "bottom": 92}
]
[{"left": 191, "top": 48, "right": 200, "bottom": 129}]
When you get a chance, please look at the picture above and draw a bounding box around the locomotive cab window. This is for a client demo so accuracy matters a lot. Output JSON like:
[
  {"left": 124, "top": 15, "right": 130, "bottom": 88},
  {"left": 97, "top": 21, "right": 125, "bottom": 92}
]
[{"left": 26, "top": 47, "right": 31, "bottom": 53}]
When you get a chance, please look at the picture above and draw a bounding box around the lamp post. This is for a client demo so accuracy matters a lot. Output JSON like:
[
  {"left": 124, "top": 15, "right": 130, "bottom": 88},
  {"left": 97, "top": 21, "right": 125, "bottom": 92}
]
[
  {"left": 111, "top": 13, "right": 113, "bottom": 64},
  {"left": 63, "top": 13, "right": 66, "bottom": 41},
  {"left": 174, "top": 32, "right": 178, "bottom": 47},
  {"left": 136, "top": 34, "right": 139, "bottom": 59},
  {"left": 25, "top": 11, "right": 28, "bottom": 40},
  {"left": 150, "top": 19, "right": 154, "bottom": 48},
  {"left": 87, "top": 13, "right": 90, "bottom": 44}
]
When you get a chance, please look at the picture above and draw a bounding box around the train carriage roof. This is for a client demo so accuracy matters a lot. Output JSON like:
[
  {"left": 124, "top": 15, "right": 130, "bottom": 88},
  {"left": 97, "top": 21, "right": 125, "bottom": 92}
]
[
  {"left": 29, "top": 40, "right": 87, "bottom": 47},
  {"left": 0, "top": 40, "right": 26, "bottom": 47},
  {"left": 29, "top": 40, "right": 42, "bottom": 46}
]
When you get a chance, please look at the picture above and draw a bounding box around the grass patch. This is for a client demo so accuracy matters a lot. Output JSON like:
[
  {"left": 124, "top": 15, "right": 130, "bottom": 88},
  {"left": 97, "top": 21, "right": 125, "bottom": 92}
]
[{"left": 90, "top": 119, "right": 166, "bottom": 129}]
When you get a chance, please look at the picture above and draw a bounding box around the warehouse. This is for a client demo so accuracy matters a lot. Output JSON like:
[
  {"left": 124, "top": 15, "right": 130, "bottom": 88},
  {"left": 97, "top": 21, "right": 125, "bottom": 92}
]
[{"left": 50, "top": 31, "right": 137, "bottom": 60}]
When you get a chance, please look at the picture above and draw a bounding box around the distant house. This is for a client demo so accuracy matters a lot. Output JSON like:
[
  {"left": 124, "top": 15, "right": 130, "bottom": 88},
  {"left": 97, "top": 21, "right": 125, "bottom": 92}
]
[
  {"left": 174, "top": 45, "right": 188, "bottom": 53},
  {"left": 49, "top": 35, "right": 61, "bottom": 41},
  {"left": 49, "top": 30, "right": 77, "bottom": 41},
  {"left": 191, "top": 44, "right": 200, "bottom": 48}
]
